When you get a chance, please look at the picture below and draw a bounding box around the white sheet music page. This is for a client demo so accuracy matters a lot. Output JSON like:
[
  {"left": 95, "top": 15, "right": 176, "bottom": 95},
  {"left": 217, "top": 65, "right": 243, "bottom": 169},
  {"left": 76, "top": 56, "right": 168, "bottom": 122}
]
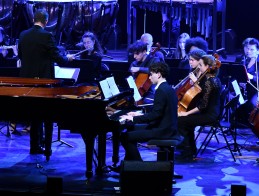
[
  {"left": 232, "top": 80, "right": 245, "bottom": 104},
  {"left": 99, "top": 79, "right": 113, "bottom": 99},
  {"left": 54, "top": 66, "right": 80, "bottom": 81},
  {"left": 126, "top": 76, "right": 142, "bottom": 102},
  {"left": 106, "top": 76, "right": 120, "bottom": 96}
]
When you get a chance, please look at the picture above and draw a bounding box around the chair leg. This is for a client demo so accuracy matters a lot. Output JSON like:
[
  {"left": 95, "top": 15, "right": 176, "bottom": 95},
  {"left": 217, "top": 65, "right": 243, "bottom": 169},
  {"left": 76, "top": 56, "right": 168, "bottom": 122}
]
[{"left": 196, "top": 127, "right": 214, "bottom": 156}]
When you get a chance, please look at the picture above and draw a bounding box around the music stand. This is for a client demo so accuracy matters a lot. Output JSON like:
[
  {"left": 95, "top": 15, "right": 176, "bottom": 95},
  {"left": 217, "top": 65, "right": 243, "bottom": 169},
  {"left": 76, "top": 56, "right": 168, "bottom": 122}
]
[
  {"left": 60, "top": 59, "right": 101, "bottom": 85},
  {"left": 218, "top": 63, "right": 249, "bottom": 86},
  {"left": 215, "top": 94, "right": 248, "bottom": 155}
]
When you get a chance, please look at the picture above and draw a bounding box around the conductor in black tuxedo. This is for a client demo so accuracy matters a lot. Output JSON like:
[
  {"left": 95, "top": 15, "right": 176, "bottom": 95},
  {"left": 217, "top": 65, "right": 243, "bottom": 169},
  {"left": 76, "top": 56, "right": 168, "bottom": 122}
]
[
  {"left": 18, "top": 9, "right": 74, "bottom": 154},
  {"left": 117, "top": 61, "right": 182, "bottom": 162}
]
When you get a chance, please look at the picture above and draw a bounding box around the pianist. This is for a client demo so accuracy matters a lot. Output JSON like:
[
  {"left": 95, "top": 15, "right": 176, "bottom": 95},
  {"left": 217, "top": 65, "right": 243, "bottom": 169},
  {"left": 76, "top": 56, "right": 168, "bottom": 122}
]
[{"left": 110, "top": 61, "right": 182, "bottom": 171}]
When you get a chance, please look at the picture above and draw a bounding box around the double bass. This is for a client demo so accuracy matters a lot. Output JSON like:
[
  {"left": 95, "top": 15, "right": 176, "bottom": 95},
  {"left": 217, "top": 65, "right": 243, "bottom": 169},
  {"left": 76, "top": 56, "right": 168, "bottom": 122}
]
[{"left": 177, "top": 53, "right": 221, "bottom": 113}]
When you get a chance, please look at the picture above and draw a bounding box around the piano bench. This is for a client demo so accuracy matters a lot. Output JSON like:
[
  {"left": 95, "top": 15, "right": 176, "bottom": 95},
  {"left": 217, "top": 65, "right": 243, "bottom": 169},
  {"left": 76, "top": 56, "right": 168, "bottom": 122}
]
[{"left": 147, "top": 139, "right": 183, "bottom": 180}]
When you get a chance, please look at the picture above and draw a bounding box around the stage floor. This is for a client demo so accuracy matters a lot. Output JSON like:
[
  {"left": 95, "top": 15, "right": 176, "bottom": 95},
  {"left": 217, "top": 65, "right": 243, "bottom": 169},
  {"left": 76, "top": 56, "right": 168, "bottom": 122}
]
[{"left": 0, "top": 122, "right": 258, "bottom": 195}]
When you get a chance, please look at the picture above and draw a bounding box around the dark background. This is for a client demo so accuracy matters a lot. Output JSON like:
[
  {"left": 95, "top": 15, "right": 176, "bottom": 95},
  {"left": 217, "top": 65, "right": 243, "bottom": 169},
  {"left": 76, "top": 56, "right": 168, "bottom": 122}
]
[
  {"left": 0, "top": 1, "right": 258, "bottom": 53},
  {"left": 116, "top": 0, "right": 259, "bottom": 52}
]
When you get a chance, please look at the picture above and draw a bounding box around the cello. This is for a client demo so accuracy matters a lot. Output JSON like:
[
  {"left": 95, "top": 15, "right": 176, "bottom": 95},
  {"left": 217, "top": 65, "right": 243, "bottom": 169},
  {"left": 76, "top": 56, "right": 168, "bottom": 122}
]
[
  {"left": 177, "top": 53, "right": 221, "bottom": 113},
  {"left": 135, "top": 42, "right": 161, "bottom": 96},
  {"left": 248, "top": 54, "right": 259, "bottom": 138}
]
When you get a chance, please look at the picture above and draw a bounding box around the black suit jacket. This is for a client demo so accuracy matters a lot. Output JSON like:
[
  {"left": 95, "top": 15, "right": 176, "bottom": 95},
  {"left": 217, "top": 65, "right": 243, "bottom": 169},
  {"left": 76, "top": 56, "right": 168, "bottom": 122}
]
[
  {"left": 18, "top": 25, "right": 68, "bottom": 78},
  {"left": 133, "top": 81, "right": 179, "bottom": 139}
]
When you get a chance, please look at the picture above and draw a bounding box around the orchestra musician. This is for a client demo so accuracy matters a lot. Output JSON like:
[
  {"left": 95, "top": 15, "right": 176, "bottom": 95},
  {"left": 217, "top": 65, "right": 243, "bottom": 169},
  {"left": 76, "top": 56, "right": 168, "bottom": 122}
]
[
  {"left": 177, "top": 55, "right": 222, "bottom": 160},
  {"left": 128, "top": 33, "right": 164, "bottom": 65},
  {"left": 174, "top": 32, "right": 190, "bottom": 60},
  {"left": 0, "top": 26, "right": 18, "bottom": 64},
  {"left": 178, "top": 36, "right": 208, "bottom": 69},
  {"left": 17, "top": 9, "right": 75, "bottom": 154},
  {"left": 75, "top": 31, "right": 104, "bottom": 60},
  {"left": 109, "top": 61, "right": 181, "bottom": 172},
  {"left": 74, "top": 31, "right": 109, "bottom": 82},
  {"left": 140, "top": 33, "right": 165, "bottom": 62},
  {"left": 187, "top": 48, "right": 207, "bottom": 77},
  {"left": 128, "top": 41, "right": 162, "bottom": 104},
  {"left": 234, "top": 37, "right": 259, "bottom": 126}
]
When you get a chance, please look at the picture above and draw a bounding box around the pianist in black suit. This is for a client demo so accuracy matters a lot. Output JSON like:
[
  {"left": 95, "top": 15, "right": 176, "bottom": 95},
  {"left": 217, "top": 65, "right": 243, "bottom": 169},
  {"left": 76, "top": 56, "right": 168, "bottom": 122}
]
[
  {"left": 17, "top": 9, "right": 74, "bottom": 154},
  {"left": 117, "top": 61, "right": 182, "bottom": 162}
]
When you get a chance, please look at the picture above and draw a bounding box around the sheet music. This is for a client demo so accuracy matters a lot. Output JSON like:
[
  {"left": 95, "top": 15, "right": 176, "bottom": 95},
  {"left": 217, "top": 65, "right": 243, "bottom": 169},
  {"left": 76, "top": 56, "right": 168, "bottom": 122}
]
[
  {"left": 106, "top": 76, "right": 120, "bottom": 96},
  {"left": 126, "top": 76, "right": 142, "bottom": 102},
  {"left": 54, "top": 66, "right": 80, "bottom": 82},
  {"left": 99, "top": 76, "right": 120, "bottom": 99},
  {"left": 99, "top": 79, "right": 113, "bottom": 99},
  {"left": 231, "top": 80, "right": 245, "bottom": 104}
]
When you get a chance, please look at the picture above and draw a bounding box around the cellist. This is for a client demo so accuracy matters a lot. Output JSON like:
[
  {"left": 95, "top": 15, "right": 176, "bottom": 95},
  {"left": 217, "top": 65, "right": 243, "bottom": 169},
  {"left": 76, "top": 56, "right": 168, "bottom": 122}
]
[
  {"left": 177, "top": 54, "right": 222, "bottom": 160},
  {"left": 175, "top": 48, "right": 207, "bottom": 110},
  {"left": 234, "top": 38, "right": 259, "bottom": 127},
  {"left": 128, "top": 41, "right": 162, "bottom": 104}
]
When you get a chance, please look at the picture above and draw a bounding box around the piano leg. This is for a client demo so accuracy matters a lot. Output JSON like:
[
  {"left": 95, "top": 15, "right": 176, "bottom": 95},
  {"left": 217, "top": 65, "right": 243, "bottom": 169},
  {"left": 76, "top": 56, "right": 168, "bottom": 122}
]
[
  {"left": 112, "top": 129, "right": 120, "bottom": 166},
  {"left": 44, "top": 121, "right": 53, "bottom": 161},
  {"left": 95, "top": 133, "right": 108, "bottom": 175},
  {"left": 81, "top": 132, "right": 96, "bottom": 178}
]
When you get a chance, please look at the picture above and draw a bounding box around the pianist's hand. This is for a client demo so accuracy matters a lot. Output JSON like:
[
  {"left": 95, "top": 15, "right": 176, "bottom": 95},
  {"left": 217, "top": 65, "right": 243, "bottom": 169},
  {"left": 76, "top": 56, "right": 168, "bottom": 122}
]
[
  {"left": 127, "top": 111, "right": 143, "bottom": 117},
  {"left": 120, "top": 115, "right": 133, "bottom": 122}
]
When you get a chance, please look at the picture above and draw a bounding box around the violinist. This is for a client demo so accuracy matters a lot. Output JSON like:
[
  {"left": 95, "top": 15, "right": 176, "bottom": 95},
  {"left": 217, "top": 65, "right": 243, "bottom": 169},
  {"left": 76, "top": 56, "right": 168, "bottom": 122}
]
[
  {"left": 177, "top": 55, "right": 222, "bottom": 160},
  {"left": 128, "top": 41, "right": 162, "bottom": 104}
]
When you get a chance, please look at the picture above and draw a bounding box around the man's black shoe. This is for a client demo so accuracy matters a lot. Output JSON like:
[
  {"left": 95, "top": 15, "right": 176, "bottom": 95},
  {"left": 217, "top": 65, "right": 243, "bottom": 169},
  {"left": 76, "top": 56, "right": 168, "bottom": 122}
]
[
  {"left": 30, "top": 147, "right": 45, "bottom": 155},
  {"left": 108, "top": 165, "right": 121, "bottom": 173}
]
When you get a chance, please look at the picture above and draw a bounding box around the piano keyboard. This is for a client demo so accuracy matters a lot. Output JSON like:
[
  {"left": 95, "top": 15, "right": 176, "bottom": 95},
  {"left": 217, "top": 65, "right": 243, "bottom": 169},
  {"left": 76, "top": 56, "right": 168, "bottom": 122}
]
[{"left": 108, "top": 109, "right": 143, "bottom": 124}]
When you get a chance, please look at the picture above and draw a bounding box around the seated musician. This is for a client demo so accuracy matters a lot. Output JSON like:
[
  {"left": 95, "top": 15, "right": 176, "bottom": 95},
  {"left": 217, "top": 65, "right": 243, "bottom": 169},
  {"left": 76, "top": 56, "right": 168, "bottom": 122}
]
[
  {"left": 128, "top": 33, "right": 165, "bottom": 65},
  {"left": 187, "top": 48, "right": 207, "bottom": 83},
  {"left": 75, "top": 31, "right": 109, "bottom": 81},
  {"left": 174, "top": 32, "right": 190, "bottom": 61},
  {"left": 177, "top": 55, "right": 222, "bottom": 160},
  {"left": 234, "top": 37, "right": 259, "bottom": 126},
  {"left": 178, "top": 36, "right": 208, "bottom": 69},
  {"left": 175, "top": 48, "right": 207, "bottom": 95},
  {"left": 0, "top": 26, "right": 18, "bottom": 65},
  {"left": 109, "top": 61, "right": 181, "bottom": 172},
  {"left": 128, "top": 41, "right": 162, "bottom": 104}
]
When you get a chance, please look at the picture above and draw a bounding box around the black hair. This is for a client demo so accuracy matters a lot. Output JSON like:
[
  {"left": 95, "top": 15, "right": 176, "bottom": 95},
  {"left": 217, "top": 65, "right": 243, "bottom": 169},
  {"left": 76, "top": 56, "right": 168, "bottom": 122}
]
[
  {"left": 128, "top": 41, "right": 148, "bottom": 54},
  {"left": 82, "top": 31, "right": 103, "bottom": 54},
  {"left": 34, "top": 9, "right": 49, "bottom": 24},
  {"left": 245, "top": 38, "right": 259, "bottom": 50},
  {"left": 149, "top": 61, "right": 170, "bottom": 78},
  {"left": 185, "top": 36, "right": 208, "bottom": 54},
  {"left": 188, "top": 48, "right": 207, "bottom": 61}
]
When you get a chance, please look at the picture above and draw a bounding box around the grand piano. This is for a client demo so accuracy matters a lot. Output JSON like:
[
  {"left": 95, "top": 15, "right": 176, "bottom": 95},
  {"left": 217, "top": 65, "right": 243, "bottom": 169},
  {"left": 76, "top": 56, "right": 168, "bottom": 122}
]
[{"left": 0, "top": 77, "right": 134, "bottom": 178}]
